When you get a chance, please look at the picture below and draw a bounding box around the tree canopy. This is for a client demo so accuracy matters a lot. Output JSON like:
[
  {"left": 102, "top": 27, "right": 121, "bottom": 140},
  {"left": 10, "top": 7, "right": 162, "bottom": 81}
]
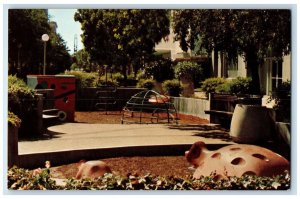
[
  {"left": 9, "top": 9, "right": 71, "bottom": 78},
  {"left": 172, "top": 9, "right": 291, "bottom": 94},
  {"left": 74, "top": 9, "right": 170, "bottom": 79}
]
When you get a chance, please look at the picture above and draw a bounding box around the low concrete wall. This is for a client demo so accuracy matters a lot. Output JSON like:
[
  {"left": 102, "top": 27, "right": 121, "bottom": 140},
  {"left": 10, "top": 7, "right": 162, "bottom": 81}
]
[
  {"left": 18, "top": 144, "right": 229, "bottom": 169},
  {"left": 173, "top": 97, "right": 210, "bottom": 120}
]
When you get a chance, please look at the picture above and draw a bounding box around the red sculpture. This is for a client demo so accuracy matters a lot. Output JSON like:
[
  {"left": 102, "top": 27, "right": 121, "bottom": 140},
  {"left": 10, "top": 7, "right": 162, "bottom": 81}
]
[
  {"left": 75, "top": 160, "right": 112, "bottom": 180},
  {"left": 185, "top": 141, "right": 290, "bottom": 179}
]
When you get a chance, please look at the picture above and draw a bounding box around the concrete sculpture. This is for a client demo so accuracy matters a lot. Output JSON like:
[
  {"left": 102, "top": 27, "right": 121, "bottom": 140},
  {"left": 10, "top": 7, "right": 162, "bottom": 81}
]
[
  {"left": 185, "top": 141, "right": 290, "bottom": 179},
  {"left": 75, "top": 160, "right": 112, "bottom": 180}
]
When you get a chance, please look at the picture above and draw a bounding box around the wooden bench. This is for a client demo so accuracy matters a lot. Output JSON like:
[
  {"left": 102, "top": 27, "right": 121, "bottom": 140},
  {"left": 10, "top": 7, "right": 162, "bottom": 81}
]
[
  {"left": 204, "top": 110, "right": 233, "bottom": 117},
  {"left": 205, "top": 93, "right": 238, "bottom": 128},
  {"left": 205, "top": 93, "right": 262, "bottom": 128}
]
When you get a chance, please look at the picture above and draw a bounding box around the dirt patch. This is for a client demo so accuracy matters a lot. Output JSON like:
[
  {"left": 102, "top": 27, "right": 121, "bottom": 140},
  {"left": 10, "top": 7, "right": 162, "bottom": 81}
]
[
  {"left": 50, "top": 156, "right": 193, "bottom": 179},
  {"left": 74, "top": 111, "right": 209, "bottom": 125}
]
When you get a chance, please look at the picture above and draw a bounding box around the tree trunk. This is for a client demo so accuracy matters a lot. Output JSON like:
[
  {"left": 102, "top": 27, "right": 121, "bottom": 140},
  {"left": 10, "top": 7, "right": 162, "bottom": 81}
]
[
  {"left": 213, "top": 50, "right": 218, "bottom": 77},
  {"left": 245, "top": 51, "right": 261, "bottom": 95},
  {"left": 122, "top": 65, "right": 127, "bottom": 86}
]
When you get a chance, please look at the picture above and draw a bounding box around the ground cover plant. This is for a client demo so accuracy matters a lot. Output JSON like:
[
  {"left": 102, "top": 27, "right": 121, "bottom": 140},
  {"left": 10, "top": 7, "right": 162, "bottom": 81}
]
[{"left": 8, "top": 164, "right": 290, "bottom": 190}]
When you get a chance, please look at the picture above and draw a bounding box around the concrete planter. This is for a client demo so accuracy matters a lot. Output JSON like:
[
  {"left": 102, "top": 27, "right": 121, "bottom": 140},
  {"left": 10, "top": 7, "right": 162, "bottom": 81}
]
[
  {"left": 180, "top": 77, "right": 194, "bottom": 97},
  {"left": 275, "top": 122, "right": 290, "bottom": 146},
  {"left": 8, "top": 124, "right": 19, "bottom": 167},
  {"left": 230, "top": 104, "right": 275, "bottom": 144}
]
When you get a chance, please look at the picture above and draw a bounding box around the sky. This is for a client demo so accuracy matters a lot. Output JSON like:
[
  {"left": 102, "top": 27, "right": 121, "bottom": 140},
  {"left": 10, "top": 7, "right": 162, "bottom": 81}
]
[{"left": 48, "top": 9, "right": 83, "bottom": 55}]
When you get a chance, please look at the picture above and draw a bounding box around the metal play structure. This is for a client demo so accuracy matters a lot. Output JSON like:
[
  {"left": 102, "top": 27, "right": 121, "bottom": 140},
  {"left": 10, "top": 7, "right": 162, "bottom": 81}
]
[{"left": 121, "top": 90, "right": 178, "bottom": 124}]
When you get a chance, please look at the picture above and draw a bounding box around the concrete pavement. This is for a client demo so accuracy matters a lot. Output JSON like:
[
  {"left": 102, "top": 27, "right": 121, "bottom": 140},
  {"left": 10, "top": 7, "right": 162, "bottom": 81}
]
[{"left": 18, "top": 123, "right": 234, "bottom": 168}]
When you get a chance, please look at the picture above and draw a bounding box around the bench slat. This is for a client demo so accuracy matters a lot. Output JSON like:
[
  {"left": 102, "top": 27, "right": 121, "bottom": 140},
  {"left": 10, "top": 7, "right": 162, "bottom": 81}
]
[{"left": 204, "top": 110, "right": 233, "bottom": 116}]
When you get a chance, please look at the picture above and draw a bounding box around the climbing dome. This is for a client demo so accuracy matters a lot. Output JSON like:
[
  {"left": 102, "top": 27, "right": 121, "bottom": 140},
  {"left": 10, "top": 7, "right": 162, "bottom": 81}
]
[{"left": 121, "top": 90, "right": 178, "bottom": 124}]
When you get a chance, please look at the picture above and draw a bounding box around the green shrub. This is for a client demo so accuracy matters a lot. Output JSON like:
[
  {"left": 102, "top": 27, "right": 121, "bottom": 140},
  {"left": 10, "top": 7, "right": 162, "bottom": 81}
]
[
  {"left": 8, "top": 111, "right": 21, "bottom": 128},
  {"left": 96, "top": 79, "right": 119, "bottom": 87},
  {"left": 137, "top": 79, "right": 156, "bottom": 90},
  {"left": 200, "top": 77, "right": 226, "bottom": 96},
  {"left": 8, "top": 75, "right": 35, "bottom": 119},
  {"left": 8, "top": 75, "right": 36, "bottom": 136},
  {"left": 8, "top": 166, "right": 59, "bottom": 190},
  {"left": 215, "top": 83, "right": 231, "bottom": 93},
  {"left": 144, "top": 57, "right": 174, "bottom": 82},
  {"left": 136, "top": 70, "right": 150, "bottom": 80},
  {"left": 270, "top": 80, "right": 291, "bottom": 122},
  {"left": 226, "top": 77, "right": 253, "bottom": 95},
  {"left": 8, "top": 166, "right": 290, "bottom": 190},
  {"left": 174, "top": 61, "right": 203, "bottom": 81},
  {"left": 273, "top": 80, "right": 291, "bottom": 98},
  {"left": 162, "top": 79, "right": 182, "bottom": 97},
  {"left": 112, "top": 72, "right": 124, "bottom": 82},
  {"left": 64, "top": 71, "right": 98, "bottom": 88}
]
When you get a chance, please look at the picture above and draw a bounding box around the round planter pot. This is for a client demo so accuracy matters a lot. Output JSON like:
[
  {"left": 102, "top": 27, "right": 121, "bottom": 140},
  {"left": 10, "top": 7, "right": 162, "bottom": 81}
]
[{"left": 230, "top": 104, "right": 275, "bottom": 144}]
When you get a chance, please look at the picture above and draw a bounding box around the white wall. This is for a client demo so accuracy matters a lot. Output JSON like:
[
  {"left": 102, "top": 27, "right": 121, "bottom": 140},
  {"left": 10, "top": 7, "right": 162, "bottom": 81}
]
[
  {"left": 282, "top": 54, "right": 291, "bottom": 81},
  {"left": 155, "top": 28, "right": 192, "bottom": 60}
]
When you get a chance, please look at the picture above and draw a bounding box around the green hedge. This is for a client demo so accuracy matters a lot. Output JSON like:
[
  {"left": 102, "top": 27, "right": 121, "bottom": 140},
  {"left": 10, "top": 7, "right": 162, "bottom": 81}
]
[
  {"left": 8, "top": 166, "right": 290, "bottom": 190},
  {"left": 200, "top": 77, "right": 226, "bottom": 96},
  {"left": 8, "top": 75, "right": 35, "bottom": 134},
  {"left": 162, "top": 79, "right": 182, "bottom": 97},
  {"left": 64, "top": 71, "right": 98, "bottom": 88},
  {"left": 144, "top": 57, "right": 174, "bottom": 82},
  {"left": 174, "top": 61, "right": 203, "bottom": 82},
  {"left": 200, "top": 77, "right": 254, "bottom": 96},
  {"left": 226, "top": 77, "right": 254, "bottom": 95},
  {"left": 8, "top": 111, "right": 21, "bottom": 128},
  {"left": 137, "top": 79, "right": 156, "bottom": 90}
]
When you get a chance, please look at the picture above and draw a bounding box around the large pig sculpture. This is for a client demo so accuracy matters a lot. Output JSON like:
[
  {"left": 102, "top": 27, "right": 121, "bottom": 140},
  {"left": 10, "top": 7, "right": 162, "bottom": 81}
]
[
  {"left": 185, "top": 141, "right": 289, "bottom": 179},
  {"left": 75, "top": 160, "right": 112, "bottom": 180}
]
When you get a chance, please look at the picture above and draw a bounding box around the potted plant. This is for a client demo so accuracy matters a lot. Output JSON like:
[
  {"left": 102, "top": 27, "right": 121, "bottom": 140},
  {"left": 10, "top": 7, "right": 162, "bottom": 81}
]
[
  {"left": 175, "top": 61, "right": 202, "bottom": 97},
  {"left": 162, "top": 79, "right": 182, "bottom": 97}
]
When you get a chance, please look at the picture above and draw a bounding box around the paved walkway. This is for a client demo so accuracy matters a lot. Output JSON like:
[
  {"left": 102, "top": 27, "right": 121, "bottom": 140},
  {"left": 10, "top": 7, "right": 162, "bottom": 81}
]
[
  {"left": 19, "top": 123, "right": 233, "bottom": 154},
  {"left": 18, "top": 123, "right": 234, "bottom": 168}
]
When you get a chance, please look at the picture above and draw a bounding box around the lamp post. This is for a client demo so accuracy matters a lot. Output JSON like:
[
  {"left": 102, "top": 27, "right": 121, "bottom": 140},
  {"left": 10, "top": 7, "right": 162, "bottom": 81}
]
[{"left": 41, "top": 34, "right": 49, "bottom": 75}]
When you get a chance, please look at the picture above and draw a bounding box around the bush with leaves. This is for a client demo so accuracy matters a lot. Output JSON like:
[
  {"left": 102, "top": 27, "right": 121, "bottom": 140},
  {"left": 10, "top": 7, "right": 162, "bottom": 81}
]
[
  {"left": 174, "top": 61, "right": 203, "bottom": 82},
  {"left": 8, "top": 165, "right": 290, "bottom": 190},
  {"left": 8, "top": 111, "right": 21, "bottom": 128},
  {"left": 162, "top": 79, "right": 182, "bottom": 97},
  {"left": 269, "top": 80, "right": 291, "bottom": 122},
  {"left": 200, "top": 77, "right": 226, "bottom": 96},
  {"left": 226, "top": 77, "right": 254, "bottom": 95},
  {"left": 112, "top": 72, "right": 124, "bottom": 82},
  {"left": 8, "top": 165, "right": 59, "bottom": 190},
  {"left": 137, "top": 79, "right": 156, "bottom": 90},
  {"left": 64, "top": 71, "right": 98, "bottom": 88},
  {"left": 8, "top": 75, "right": 35, "bottom": 135},
  {"left": 144, "top": 57, "right": 174, "bottom": 82},
  {"left": 96, "top": 78, "right": 119, "bottom": 87}
]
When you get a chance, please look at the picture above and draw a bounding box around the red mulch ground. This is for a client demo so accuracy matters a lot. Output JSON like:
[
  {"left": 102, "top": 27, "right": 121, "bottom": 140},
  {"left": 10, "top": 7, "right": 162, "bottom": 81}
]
[
  {"left": 49, "top": 111, "right": 208, "bottom": 179},
  {"left": 74, "top": 111, "right": 209, "bottom": 125}
]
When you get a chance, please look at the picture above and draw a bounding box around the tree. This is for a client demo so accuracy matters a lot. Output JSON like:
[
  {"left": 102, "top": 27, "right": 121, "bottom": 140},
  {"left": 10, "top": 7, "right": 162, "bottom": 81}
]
[
  {"left": 71, "top": 49, "right": 94, "bottom": 72},
  {"left": 9, "top": 9, "right": 50, "bottom": 77},
  {"left": 74, "top": 9, "right": 170, "bottom": 81},
  {"left": 47, "top": 32, "right": 72, "bottom": 74},
  {"left": 172, "top": 9, "right": 291, "bottom": 94},
  {"left": 9, "top": 9, "right": 71, "bottom": 78}
]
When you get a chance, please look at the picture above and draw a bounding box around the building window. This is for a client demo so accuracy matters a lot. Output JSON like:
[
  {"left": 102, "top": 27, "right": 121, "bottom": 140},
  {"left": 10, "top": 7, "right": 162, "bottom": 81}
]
[{"left": 271, "top": 60, "right": 283, "bottom": 90}]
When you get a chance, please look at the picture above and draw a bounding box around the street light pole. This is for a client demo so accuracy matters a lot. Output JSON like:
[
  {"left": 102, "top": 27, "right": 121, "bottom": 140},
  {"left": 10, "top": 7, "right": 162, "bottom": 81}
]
[{"left": 41, "top": 34, "right": 49, "bottom": 75}]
